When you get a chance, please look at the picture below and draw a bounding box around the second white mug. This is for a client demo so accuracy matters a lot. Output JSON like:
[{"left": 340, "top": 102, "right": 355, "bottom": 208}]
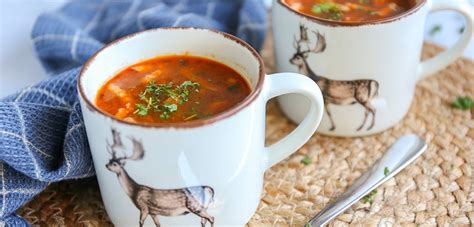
[{"left": 273, "top": 0, "right": 473, "bottom": 137}]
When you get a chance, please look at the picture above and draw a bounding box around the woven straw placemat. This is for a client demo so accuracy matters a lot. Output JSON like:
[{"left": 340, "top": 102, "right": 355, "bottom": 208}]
[{"left": 18, "top": 30, "right": 473, "bottom": 226}]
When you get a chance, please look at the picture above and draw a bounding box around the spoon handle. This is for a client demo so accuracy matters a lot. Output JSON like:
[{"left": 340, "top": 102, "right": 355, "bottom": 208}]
[{"left": 307, "top": 135, "right": 427, "bottom": 227}]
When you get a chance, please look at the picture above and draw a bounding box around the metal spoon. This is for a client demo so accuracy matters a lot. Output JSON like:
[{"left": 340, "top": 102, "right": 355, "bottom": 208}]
[{"left": 306, "top": 134, "right": 427, "bottom": 227}]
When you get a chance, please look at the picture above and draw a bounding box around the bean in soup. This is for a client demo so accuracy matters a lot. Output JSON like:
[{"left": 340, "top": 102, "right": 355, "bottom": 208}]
[
  {"left": 284, "top": 0, "right": 412, "bottom": 22},
  {"left": 96, "top": 55, "right": 251, "bottom": 124}
]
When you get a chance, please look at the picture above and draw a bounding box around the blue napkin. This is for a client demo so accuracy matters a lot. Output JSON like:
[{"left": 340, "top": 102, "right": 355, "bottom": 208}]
[{"left": 0, "top": 0, "right": 266, "bottom": 225}]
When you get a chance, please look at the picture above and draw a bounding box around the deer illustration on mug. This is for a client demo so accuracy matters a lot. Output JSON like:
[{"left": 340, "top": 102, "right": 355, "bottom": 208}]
[
  {"left": 105, "top": 129, "right": 215, "bottom": 227},
  {"left": 289, "top": 24, "right": 379, "bottom": 131}
]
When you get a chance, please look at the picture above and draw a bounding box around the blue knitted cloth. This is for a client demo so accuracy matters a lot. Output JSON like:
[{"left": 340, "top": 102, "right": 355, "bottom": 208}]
[{"left": 0, "top": 0, "right": 266, "bottom": 225}]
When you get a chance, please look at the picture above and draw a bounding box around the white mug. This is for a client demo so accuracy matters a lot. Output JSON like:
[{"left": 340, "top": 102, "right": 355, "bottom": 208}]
[
  {"left": 77, "top": 28, "right": 324, "bottom": 226},
  {"left": 273, "top": 0, "right": 473, "bottom": 137}
]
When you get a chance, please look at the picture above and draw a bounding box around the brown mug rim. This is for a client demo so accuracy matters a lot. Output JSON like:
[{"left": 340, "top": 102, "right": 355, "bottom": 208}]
[
  {"left": 276, "top": 0, "right": 427, "bottom": 26},
  {"left": 77, "top": 27, "right": 265, "bottom": 129}
]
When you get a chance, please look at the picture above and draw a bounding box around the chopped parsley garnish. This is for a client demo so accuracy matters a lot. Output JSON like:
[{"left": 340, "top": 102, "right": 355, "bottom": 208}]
[
  {"left": 134, "top": 80, "right": 200, "bottom": 119},
  {"left": 311, "top": 3, "right": 343, "bottom": 20},
  {"left": 361, "top": 189, "right": 378, "bottom": 204},
  {"left": 384, "top": 167, "right": 390, "bottom": 176},
  {"left": 227, "top": 84, "right": 240, "bottom": 92},
  {"left": 459, "top": 26, "right": 465, "bottom": 34},
  {"left": 452, "top": 96, "right": 473, "bottom": 110},
  {"left": 135, "top": 103, "right": 149, "bottom": 116},
  {"left": 429, "top": 25, "right": 442, "bottom": 36},
  {"left": 301, "top": 155, "right": 312, "bottom": 165},
  {"left": 330, "top": 12, "right": 342, "bottom": 20}
]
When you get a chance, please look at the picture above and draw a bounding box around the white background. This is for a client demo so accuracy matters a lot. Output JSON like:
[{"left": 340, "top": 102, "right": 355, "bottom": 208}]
[{"left": 1, "top": 0, "right": 473, "bottom": 98}]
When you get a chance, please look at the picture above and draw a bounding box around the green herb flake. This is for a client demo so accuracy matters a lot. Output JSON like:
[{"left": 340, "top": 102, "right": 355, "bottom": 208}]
[
  {"left": 311, "top": 3, "right": 343, "bottom": 20},
  {"left": 163, "top": 103, "right": 178, "bottom": 112},
  {"left": 179, "top": 80, "right": 200, "bottom": 90},
  {"left": 452, "top": 96, "right": 473, "bottom": 110},
  {"left": 459, "top": 26, "right": 465, "bottom": 34},
  {"left": 227, "top": 84, "right": 240, "bottom": 92},
  {"left": 430, "top": 25, "right": 442, "bottom": 36},
  {"left": 315, "top": 2, "right": 338, "bottom": 11},
  {"left": 301, "top": 155, "right": 312, "bottom": 165},
  {"left": 361, "top": 189, "right": 378, "bottom": 204},
  {"left": 312, "top": 5, "right": 322, "bottom": 13},
  {"left": 384, "top": 167, "right": 390, "bottom": 176},
  {"left": 160, "top": 111, "right": 170, "bottom": 120},
  {"left": 134, "top": 104, "right": 149, "bottom": 116},
  {"left": 330, "top": 12, "right": 342, "bottom": 20}
]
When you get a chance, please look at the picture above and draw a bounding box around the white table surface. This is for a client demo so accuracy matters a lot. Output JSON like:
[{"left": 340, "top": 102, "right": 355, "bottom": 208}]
[{"left": 1, "top": 0, "right": 473, "bottom": 98}]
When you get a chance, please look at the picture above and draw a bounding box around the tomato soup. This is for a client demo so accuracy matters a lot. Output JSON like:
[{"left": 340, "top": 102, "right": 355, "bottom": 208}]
[
  {"left": 284, "top": 0, "right": 413, "bottom": 22},
  {"left": 96, "top": 55, "right": 251, "bottom": 124}
]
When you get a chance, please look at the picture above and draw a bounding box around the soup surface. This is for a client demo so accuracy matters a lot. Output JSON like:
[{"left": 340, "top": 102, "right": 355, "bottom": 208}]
[
  {"left": 96, "top": 55, "right": 251, "bottom": 124},
  {"left": 284, "top": 0, "right": 412, "bottom": 22}
]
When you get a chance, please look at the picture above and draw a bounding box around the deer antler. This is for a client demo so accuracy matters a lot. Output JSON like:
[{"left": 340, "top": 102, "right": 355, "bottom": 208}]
[
  {"left": 107, "top": 129, "right": 145, "bottom": 161},
  {"left": 112, "top": 128, "right": 124, "bottom": 148},
  {"left": 312, "top": 31, "right": 326, "bottom": 53},
  {"left": 299, "top": 23, "right": 309, "bottom": 42},
  {"left": 293, "top": 24, "right": 309, "bottom": 53},
  {"left": 124, "top": 137, "right": 145, "bottom": 161},
  {"left": 107, "top": 128, "right": 126, "bottom": 159},
  {"left": 293, "top": 35, "right": 301, "bottom": 52},
  {"left": 300, "top": 31, "right": 326, "bottom": 55},
  {"left": 294, "top": 24, "right": 326, "bottom": 55},
  {"left": 106, "top": 141, "right": 113, "bottom": 154}
]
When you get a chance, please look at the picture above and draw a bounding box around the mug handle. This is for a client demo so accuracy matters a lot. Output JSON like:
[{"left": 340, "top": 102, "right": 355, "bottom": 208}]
[
  {"left": 262, "top": 72, "right": 324, "bottom": 170},
  {"left": 417, "top": 1, "right": 473, "bottom": 80}
]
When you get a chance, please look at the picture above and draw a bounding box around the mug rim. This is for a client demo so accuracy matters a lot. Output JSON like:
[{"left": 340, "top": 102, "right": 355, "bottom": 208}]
[
  {"left": 77, "top": 27, "right": 265, "bottom": 129},
  {"left": 276, "top": 0, "right": 426, "bottom": 26}
]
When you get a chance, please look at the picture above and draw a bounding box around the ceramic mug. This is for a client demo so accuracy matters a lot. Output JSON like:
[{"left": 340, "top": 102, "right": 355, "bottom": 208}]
[
  {"left": 77, "top": 27, "right": 324, "bottom": 226},
  {"left": 273, "top": 0, "right": 473, "bottom": 137}
]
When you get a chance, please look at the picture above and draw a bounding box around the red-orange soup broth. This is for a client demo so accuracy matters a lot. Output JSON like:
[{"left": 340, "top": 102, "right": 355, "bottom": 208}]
[
  {"left": 283, "top": 0, "right": 414, "bottom": 22},
  {"left": 96, "top": 55, "right": 251, "bottom": 124}
]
